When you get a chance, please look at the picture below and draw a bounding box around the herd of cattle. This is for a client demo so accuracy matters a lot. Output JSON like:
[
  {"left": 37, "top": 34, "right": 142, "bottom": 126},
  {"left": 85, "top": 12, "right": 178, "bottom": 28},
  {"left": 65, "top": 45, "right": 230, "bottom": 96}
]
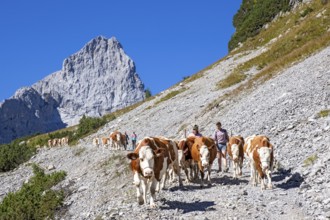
[
  {"left": 126, "top": 134, "right": 274, "bottom": 208},
  {"left": 47, "top": 131, "right": 274, "bottom": 208},
  {"left": 92, "top": 131, "right": 128, "bottom": 150},
  {"left": 47, "top": 137, "right": 69, "bottom": 147}
]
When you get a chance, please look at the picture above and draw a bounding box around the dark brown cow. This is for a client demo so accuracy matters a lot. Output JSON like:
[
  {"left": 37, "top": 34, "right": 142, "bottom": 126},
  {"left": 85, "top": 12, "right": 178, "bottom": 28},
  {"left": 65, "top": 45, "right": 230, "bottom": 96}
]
[
  {"left": 227, "top": 136, "right": 244, "bottom": 179},
  {"left": 177, "top": 137, "right": 196, "bottom": 182},
  {"left": 244, "top": 135, "right": 274, "bottom": 190},
  {"left": 191, "top": 136, "right": 217, "bottom": 188}
]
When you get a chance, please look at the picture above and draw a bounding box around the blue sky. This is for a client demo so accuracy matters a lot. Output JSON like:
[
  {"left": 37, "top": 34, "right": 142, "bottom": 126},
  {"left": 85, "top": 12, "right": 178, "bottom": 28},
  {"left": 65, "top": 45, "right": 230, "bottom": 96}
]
[{"left": 0, "top": 1, "right": 242, "bottom": 102}]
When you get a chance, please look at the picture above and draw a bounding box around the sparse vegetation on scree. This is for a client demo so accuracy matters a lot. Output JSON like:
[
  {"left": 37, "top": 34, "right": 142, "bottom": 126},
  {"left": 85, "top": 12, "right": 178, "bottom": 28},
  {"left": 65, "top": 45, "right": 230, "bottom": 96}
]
[
  {"left": 318, "top": 109, "right": 330, "bottom": 118},
  {"left": 214, "top": 0, "right": 330, "bottom": 106},
  {"left": 229, "top": 0, "right": 292, "bottom": 51},
  {"left": 0, "top": 138, "right": 36, "bottom": 172},
  {"left": 0, "top": 164, "right": 66, "bottom": 219}
]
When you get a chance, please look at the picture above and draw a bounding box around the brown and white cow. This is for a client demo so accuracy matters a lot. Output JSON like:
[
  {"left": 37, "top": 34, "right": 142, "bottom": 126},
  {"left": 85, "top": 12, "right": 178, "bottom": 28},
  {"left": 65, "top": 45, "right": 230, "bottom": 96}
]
[
  {"left": 48, "top": 139, "right": 53, "bottom": 148},
  {"left": 101, "top": 137, "right": 110, "bottom": 147},
  {"left": 156, "top": 136, "right": 182, "bottom": 188},
  {"left": 127, "top": 137, "right": 168, "bottom": 207},
  {"left": 244, "top": 135, "right": 274, "bottom": 190},
  {"left": 92, "top": 137, "right": 100, "bottom": 147},
  {"left": 110, "top": 131, "right": 125, "bottom": 150},
  {"left": 61, "top": 137, "right": 69, "bottom": 146},
  {"left": 227, "top": 136, "right": 244, "bottom": 179},
  {"left": 52, "top": 138, "right": 60, "bottom": 147},
  {"left": 177, "top": 137, "right": 196, "bottom": 183},
  {"left": 191, "top": 136, "right": 217, "bottom": 188}
]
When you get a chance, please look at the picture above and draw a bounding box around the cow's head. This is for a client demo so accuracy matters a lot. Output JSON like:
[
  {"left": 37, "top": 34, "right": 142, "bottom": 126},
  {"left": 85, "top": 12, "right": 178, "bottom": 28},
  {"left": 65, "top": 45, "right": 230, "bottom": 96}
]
[
  {"left": 257, "top": 146, "right": 272, "bottom": 171},
  {"left": 230, "top": 144, "right": 240, "bottom": 162},
  {"left": 127, "top": 140, "right": 164, "bottom": 178},
  {"left": 194, "top": 137, "right": 212, "bottom": 167},
  {"left": 199, "top": 145, "right": 210, "bottom": 167}
]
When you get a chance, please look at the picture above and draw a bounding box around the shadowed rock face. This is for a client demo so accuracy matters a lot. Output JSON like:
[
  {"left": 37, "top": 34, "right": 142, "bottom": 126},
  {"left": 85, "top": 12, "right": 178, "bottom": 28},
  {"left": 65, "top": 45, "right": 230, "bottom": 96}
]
[
  {"left": 0, "top": 87, "right": 66, "bottom": 144},
  {"left": 0, "top": 36, "right": 145, "bottom": 144}
]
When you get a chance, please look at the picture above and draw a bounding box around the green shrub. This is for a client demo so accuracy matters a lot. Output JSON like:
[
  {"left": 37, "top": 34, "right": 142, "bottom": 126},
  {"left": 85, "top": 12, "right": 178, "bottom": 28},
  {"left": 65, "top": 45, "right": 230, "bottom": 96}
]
[
  {"left": 0, "top": 142, "right": 36, "bottom": 172},
  {"left": 0, "top": 164, "right": 66, "bottom": 219},
  {"left": 303, "top": 154, "right": 318, "bottom": 167},
  {"left": 229, "top": 0, "right": 293, "bottom": 51},
  {"left": 68, "top": 115, "right": 107, "bottom": 144},
  {"left": 155, "top": 88, "right": 186, "bottom": 105},
  {"left": 300, "top": 7, "right": 314, "bottom": 17},
  {"left": 220, "top": 0, "right": 330, "bottom": 89},
  {"left": 217, "top": 70, "right": 247, "bottom": 89},
  {"left": 318, "top": 109, "right": 330, "bottom": 117},
  {"left": 145, "top": 88, "right": 152, "bottom": 99}
]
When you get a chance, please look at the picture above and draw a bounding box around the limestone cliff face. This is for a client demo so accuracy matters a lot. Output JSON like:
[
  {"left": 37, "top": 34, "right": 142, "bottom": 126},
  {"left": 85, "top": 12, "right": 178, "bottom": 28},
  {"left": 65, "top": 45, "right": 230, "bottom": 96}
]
[
  {"left": 0, "top": 87, "right": 65, "bottom": 143},
  {"left": 0, "top": 36, "right": 145, "bottom": 144}
]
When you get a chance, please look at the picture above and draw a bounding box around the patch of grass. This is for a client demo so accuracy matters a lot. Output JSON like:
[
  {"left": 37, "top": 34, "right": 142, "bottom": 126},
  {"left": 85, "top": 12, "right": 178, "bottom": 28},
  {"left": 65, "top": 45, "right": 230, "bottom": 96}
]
[
  {"left": 300, "top": 6, "right": 314, "bottom": 17},
  {"left": 95, "top": 216, "right": 104, "bottom": 220},
  {"left": 318, "top": 109, "right": 330, "bottom": 117},
  {"left": 183, "top": 71, "right": 205, "bottom": 84},
  {"left": 73, "top": 147, "right": 86, "bottom": 156},
  {"left": 215, "top": 0, "right": 330, "bottom": 92},
  {"left": 155, "top": 88, "right": 186, "bottom": 105},
  {"left": 0, "top": 141, "right": 36, "bottom": 172},
  {"left": 0, "top": 164, "right": 66, "bottom": 219},
  {"left": 303, "top": 154, "right": 318, "bottom": 167},
  {"left": 181, "top": 57, "right": 227, "bottom": 84},
  {"left": 100, "top": 153, "right": 123, "bottom": 168},
  {"left": 231, "top": 1, "right": 328, "bottom": 55},
  {"left": 217, "top": 70, "right": 247, "bottom": 89}
]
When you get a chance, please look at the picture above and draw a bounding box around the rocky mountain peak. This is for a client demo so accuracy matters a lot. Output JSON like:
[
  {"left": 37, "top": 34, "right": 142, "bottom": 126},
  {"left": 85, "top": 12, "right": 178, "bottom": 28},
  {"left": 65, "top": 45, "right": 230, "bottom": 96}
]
[{"left": 0, "top": 36, "right": 145, "bottom": 144}]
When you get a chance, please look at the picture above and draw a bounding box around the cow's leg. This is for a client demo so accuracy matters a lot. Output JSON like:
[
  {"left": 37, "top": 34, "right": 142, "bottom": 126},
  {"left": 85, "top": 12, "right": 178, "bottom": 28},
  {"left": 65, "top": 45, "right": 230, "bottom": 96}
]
[
  {"left": 200, "top": 170, "right": 204, "bottom": 188},
  {"left": 173, "top": 160, "right": 183, "bottom": 186},
  {"left": 159, "top": 159, "right": 168, "bottom": 190},
  {"left": 233, "top": 161, "right": 238, "bottom": 179},
  {"left": 261, "top": 176, "right": 266, "bottom": 190},
  {"left": 184, "top": 164, "right": 191, "bottom": 183},
  {"left": 160, "top": 171, "right": 167, "bottom": 190},
  {"left": 256, "top": 167, "right": 266, "bottom": 190},
  {"left": 238, "top": 158, "right": 243, "bottom": 176},
  {"left": 207, "top": 165, "right": 212, "bottom": 186},
  {"left": 149, "top": 179, "right": 158, "bottom": 208},
  {"left": 192, "top": 163, "right": 198, "bottom": 180},
  {"left": 155, "top": 180, "right": 160, "bottom": 193},
  {"left": 141, "top": 178, "right": 148, "bottom": 205},
  {"left": 167, "top": 164, "right": 174, "bottom": 183},
  {"left": 133, "top": 172, "right": 143, "bottom": 205},
  {"left": 266, "top": 170, "right": 272, "bottom": 189},
  {"left": 250, "top": 161, "right": 257, "bottom": 186}
]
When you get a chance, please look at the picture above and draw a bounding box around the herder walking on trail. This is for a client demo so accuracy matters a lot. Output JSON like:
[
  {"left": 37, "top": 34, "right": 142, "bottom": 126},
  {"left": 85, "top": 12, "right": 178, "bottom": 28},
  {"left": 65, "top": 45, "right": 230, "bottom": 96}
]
[
  {"left": 131, "top": 132, "right": 137, "bottom": 150},
  {"left": 214, "top": 122, "right": 229, "bottom": 172},
  {"left": 188, "top": 124, "right": 203, "bottom": 137}
]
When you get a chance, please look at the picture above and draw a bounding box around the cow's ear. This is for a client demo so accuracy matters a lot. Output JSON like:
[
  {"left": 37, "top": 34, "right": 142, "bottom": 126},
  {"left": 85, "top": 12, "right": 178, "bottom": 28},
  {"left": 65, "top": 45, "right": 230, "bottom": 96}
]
[
  {"left": 127, "top": 153, "right": 138, "bottom": 160},
  {"left": 154, "top": 148, "right": 165, "bottom": 157}
]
